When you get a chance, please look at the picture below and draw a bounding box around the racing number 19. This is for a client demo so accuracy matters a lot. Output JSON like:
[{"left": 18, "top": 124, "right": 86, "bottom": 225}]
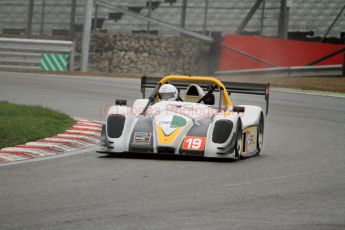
[{"left": 183, "top": 136, "right": 206, "bottom": 151}]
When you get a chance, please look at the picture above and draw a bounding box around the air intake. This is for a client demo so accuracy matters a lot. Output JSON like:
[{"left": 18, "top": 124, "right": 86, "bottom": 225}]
[
  {"left": 107, "top": 114, "right": 125, "bottom": 138},
  {"left": 212, "top": 120, "right": 233, "bottom": 144},
  {"left": 157, "top": 147, "right": 175, "bottom": 155}
]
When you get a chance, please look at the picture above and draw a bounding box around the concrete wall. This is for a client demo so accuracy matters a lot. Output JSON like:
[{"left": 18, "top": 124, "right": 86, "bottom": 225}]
[{"left": 77, "top": 31, "right": 207, "bottom": 75}]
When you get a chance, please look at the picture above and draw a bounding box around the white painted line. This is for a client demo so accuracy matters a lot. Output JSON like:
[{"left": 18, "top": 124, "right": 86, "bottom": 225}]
[
  {"left": 25, "top": 142, "right": 73, "bottom": 151},
  {"left": 93, "top": 120, "right": 105, "bottom": 124},
  {"left": 1, "top": 147, "right": 54, "bottom": 157},
  {"left": 69, "top": 128, "right": 101, "bottom": 133},
  {"left": 74, "top": 125, "right": 102, "bottom": 130},
  {"left": 73, "top": 125, "right": 101, "bottom": 130},
  {"left": 74, "top": 122, "right": 101, "bottom": 126},
  {"left": 272, "top": 88, "right": 345, "bottom": 98},
  {"left": 16, "top": 145, "right": 60, "bottom": 154},
  {"left": 44, "top": 137, "right": 88, "bottom": 143},
  {"left": 57, "top": 134, "right": 98, "bottom": 142},
  {"left": 76, "top": 122, "right": 102, "bottom": 127},
  {"left": 0, "top": 146, "right": 99, "bottom": 167},
  {"left": 0, "top": 153, "right": 30, "bottom": 161},
  {"left": 43, "top": 138, "right": 87, "bottom": 147},
  {"left": 73, "top": 117, "right": 91, "bottom": 122},
  {"left": 2, "top": 147, "right": 42, "bottom": 154},
  {"left": 51, "top": 136, "right": 95, "bottom": 145},
  {"left": 76, "top": 121, "right": 102, "bottom": 125},
  {"left": 61, "top": 132, "right": 100, "bottom": 139},
  {"left": 65, "top": 130, "right": 100, "bottom": 135}
]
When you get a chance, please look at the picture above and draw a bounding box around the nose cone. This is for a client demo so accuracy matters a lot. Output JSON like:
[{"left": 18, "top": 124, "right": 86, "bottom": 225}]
[{"left": 155, "top": 113, "right": 191, "bottom": 146}]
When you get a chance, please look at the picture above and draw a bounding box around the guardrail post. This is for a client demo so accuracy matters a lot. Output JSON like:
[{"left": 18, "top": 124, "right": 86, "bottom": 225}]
[
  {"left": 39, "top": 0, "right": 46, "bottom": 35},
  {"left": 147, "top": 0, "right": 152, "bottom": 33},
  {"left": 27, "top": 0, "right": 34, "bottom": 38},
  {"left": 94, "top": 3, "right": 99, "bottom": 30},
  {"left": 208, "top": 32, "right": 222, "bottom": 74},
  {"left": 278, "top": 0, "right": 289, "bottom": 39},
  {"left": 180, "top": 0, "right": 187, "bottom": 28},
  {"left": 69, "top": 0, "right": 77, "bottom": 40},
  {"left": 81, "top": 0, "right": 94, "bottom": 72},
  {"left": 202, "top": 0, "right": 209, "bottom": 34},
  {"left": 70, "top": 42, "right": 76, "bottom": 71},
  {"left": 259, "top": 0, "right": 266, "bottom": 36}
]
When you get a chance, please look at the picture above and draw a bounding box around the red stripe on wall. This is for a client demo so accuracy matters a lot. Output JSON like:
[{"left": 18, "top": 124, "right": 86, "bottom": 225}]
[{"left": 219, "top": 34, "right": 345, "bottom": 71}]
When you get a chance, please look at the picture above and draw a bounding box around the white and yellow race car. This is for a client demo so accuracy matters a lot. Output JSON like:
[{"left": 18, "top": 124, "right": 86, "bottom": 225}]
[{"left": 98, "top": 75, "right": 269, "bottom": 160}]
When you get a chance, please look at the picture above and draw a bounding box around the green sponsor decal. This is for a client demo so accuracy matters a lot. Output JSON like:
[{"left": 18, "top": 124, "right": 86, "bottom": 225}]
[
  {"left": 40, "top": 53, "right": 69, "bottom": 71},
  {"left": 170, "top": 115, "right": 186, "bottom": 128}
]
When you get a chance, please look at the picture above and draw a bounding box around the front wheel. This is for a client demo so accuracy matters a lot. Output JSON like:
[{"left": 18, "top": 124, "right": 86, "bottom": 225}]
[
  {"left": 234, "top": 119, "right": 242, "bottom": 161},
  {"left": 256, "top": 113, "right": 264, "bottom": 155}
]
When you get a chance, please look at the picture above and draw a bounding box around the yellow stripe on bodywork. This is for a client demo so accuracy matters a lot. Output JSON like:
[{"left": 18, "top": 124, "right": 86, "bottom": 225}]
[
  {"left": 156, "top": 125, "right": 182, "bottom": 145},
  {"left": 242, "top": 125, "right": 258, "bottom": 153},
  {"left": 243, "top": 125, "right": 258, "bottom": 132}
]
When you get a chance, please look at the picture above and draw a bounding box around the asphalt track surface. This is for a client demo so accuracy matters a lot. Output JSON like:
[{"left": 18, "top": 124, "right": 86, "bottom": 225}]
[{"left": 0, "top": 71, "right": 345, "bottom": 230}]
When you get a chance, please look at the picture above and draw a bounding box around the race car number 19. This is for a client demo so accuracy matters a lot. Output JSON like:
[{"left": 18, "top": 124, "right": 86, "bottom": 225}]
[{"left": 182, "top": 136, "right": 206, "bottom": 151}]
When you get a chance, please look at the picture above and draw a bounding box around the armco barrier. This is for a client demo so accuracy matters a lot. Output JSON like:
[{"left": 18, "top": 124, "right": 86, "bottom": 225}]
[
  {"left": 0, "top": 38, "right": 75, "bottom": 71},
  {"left": 215, "top": 65, "right": 343, "bottom": 78}
]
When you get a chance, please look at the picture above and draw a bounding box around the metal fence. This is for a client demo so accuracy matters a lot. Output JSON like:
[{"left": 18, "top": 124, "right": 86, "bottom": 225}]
[{"left": 0, "top": 37, "right": 75, "bottom": 71}]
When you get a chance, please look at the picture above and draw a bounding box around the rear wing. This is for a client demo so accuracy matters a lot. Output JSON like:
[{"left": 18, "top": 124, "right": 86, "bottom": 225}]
[
  {"left": 140, "top": 76, "right": 270, "bottom": 115},
  {"left": 222, "top": 81, "right": 270, "bottom": 115}
]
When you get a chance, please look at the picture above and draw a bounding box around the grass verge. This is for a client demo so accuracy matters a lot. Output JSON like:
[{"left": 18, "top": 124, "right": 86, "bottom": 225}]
[{"left": 0, "top": 101, "right": 75, "bottom": 149}]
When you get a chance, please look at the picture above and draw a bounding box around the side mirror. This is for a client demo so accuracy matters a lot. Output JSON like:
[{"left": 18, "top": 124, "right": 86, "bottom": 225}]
[
  {"left": 232, "top": 106, "right": 245, "bottom": 113},
  {"left": 203, "top": 94, "right": 215, "bottom": 105},
  {"left": 115, "top": 99, "right": 127, "bottom": 106}
]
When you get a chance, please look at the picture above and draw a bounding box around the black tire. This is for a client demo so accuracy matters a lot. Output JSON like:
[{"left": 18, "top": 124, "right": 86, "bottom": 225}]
[
  {"left": 256, "top": 113, "right": 264, "bottom": 156},
  {"left": 234, "top": 119, "right": 242, "bottom": 161}
]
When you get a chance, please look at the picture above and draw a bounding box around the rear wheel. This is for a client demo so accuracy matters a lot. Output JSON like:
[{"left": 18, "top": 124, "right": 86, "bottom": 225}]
[
  {"left": 256, "top": 113, "right": 264, "bottom": 155},
  {"left": 234, "top": 119, "right": 242, "bottom": 161}
]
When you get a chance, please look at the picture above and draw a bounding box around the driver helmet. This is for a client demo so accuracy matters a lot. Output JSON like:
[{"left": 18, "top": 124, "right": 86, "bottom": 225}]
[{"left": 158, "top": 84, "right": 178, "bottom": 101}]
